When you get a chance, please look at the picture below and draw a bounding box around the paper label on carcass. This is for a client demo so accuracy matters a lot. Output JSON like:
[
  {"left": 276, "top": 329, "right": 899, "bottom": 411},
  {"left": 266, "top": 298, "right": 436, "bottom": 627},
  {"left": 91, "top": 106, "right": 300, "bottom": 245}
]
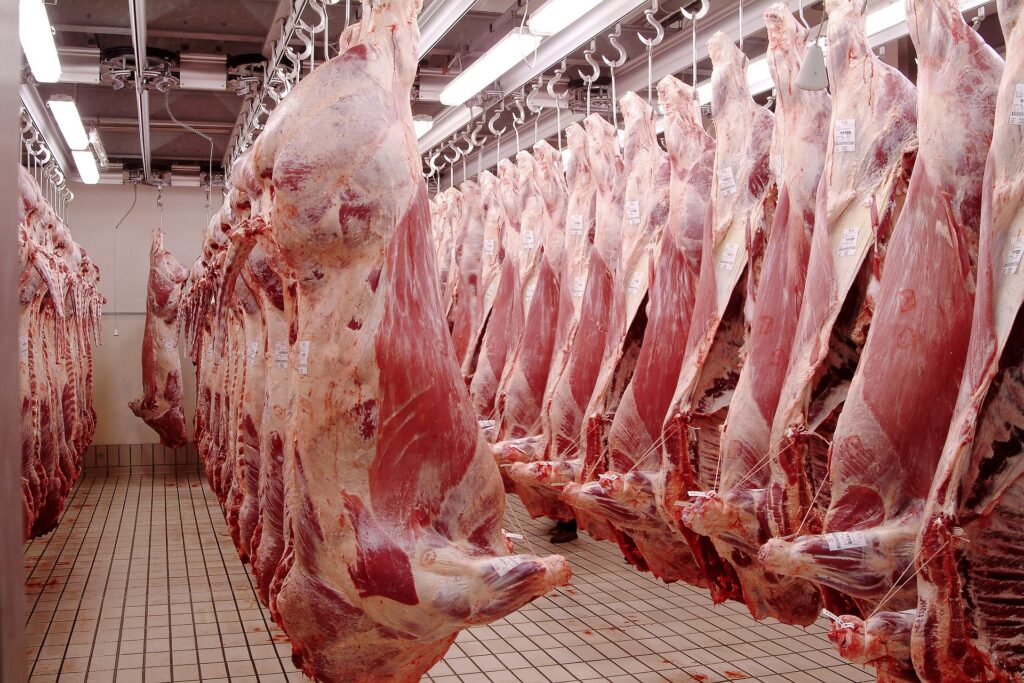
[
  {"left": 486, "top": 281, "right": 499, "bottom": 300},
  {"left": 522, "top": 230, "right": 536, "bottom": 249},
  {"left": 627, "top": 271, "right": 644, "bottom": 295},
  {"left": 824, "top": 531, "right": 867, "bottom": 551},
  {"left": 837, "top": 227, "right": 860, "bottom": 257},
  {"left": 718, "top": 167, "right": 737, "bottom": 197},
  {"left": 273, "top": 341, "right": 288, "bottom": 369},
  {"left": 479, "top": 419, "right": 496, "bottom": 430},
  {"left": 164, "top": 338, "right": 176, "bottom": 351},
  {"left": 571, "top": 275, "right": 586, "bottom": 299},
  {"left": 206, "top": 344, "right": 214, "bottom": 360},
  {"left": 569, "top": 214, "right": 584, "bottom": 235},
  {"left": 490, "top": 555, "right": 520, "bottom": 577},
  {"left": 835, "top": 119, "right": 856, "bottom": 152},
  {"left": 524, "top": 283, "right": 537, "bottom": 307},
  {"left": 821, "top": 609, "right": 855, "bottom": 629},
  {"left": 687, "top": 491, "right": 716, "bottom": 499},
  {"left": 1010, "top": 84, "right": 1024, "bottom": 125},
  {"left": 246, "top": 340, "right": 259, "bottom": 361},
  {"left": 298, "top": 340, "right": 310, "bottom": 376},
  {"left": 19, "top": 335, "right": 28, "bottom": 360},
  {"left": 719, "top": 242, "right": 740, "bottom": 271},
  {"left": 1003, "top": 236, "right": 1024, "bottom": 275},
  {"left": 506, "top": 533, "right": 524, "bottom": 540},
  {"left": 626, "top": 201, "right": 642, "bottom": 225},
  {"left": 484, "top": 238, "right": 496, "bottom": 255}
]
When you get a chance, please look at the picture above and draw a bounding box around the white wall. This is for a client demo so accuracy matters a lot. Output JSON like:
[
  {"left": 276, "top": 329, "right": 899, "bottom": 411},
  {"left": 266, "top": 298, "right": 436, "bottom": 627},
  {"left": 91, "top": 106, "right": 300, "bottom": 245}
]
[{"left": 67, "top": 182, "right": 212, "bottom": 445}]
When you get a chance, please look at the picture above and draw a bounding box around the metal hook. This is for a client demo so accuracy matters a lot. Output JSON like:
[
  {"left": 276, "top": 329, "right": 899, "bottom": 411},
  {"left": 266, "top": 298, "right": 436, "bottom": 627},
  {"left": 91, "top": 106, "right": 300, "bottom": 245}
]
[
  {"left": 578, "top": 41, "right": 600, "bottom": 84},
  {"left": 429, "top": 149, "right": 442, "bottom": 174},
  {"left": 679, "top": 0, "right": 710, "bottom": 22},
  {"left": 443, "top": 139, "right": 459, "bottom": 165},
  {"left": 488, "top": 101, "right": 507, "bottom": 136},
  {"left": 470, "top": 118, "right": 486, "bottom": 147},
  {"left": 972, "top": 5, "right": 986, "bottom": 28},
  {"left": 681, "top": 0, "right": 710, "bottom": 95},
  {"left": 601, "top": 24, "right": 627, "bottom": 68},
  {"left": 797, "top": 0, "right": 812, "bottom": 30},
  {"left": 458, "top": 130, "right": 474, "bottom": 156},
  {"left": 547, "top": 60, "right": 567, "bottom": 101},
  {"left": 638, "top": 1, "right": 665, "bottom": 48},
  {"left": 526, "top": 75, "right": 544, "bottom": 115},
  {"left": 511, "top": 93, "right": 526, "bottom": 127}
]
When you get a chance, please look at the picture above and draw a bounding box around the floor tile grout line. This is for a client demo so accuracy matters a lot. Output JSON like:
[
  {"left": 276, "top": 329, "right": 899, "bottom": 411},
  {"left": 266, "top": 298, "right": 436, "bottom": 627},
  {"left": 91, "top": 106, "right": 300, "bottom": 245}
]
[
  {"left": 26, "top": 473, "right": 107, "bottom": 677},
  {"left": 140, "top": 468, "right": 156, "bottom": 681},
  {"left": 163, "top": 468, "right": 177, "bottom": 683},
  {"left": 76, "top": 468, "right": 139, "bottom": 679},
  {"left": 107, "top": 471, "right": 146, "bottom": 679}
]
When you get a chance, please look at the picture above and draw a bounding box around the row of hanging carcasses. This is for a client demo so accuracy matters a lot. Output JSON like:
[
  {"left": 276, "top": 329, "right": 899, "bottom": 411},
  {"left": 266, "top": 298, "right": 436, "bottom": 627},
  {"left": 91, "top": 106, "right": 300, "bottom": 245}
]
[
  {"left": 429, "top": 0, "right": 1024, "bottom": 680},
  {"left": 18, "top": 165, "right": 103, "bottom": 540}
]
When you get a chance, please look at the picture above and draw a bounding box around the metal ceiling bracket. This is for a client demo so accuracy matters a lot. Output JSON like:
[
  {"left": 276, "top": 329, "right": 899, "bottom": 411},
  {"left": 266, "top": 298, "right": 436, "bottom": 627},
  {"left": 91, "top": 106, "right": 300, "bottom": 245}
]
[{"left": 128, "top": 0, "right": 152, "bottom": 180}]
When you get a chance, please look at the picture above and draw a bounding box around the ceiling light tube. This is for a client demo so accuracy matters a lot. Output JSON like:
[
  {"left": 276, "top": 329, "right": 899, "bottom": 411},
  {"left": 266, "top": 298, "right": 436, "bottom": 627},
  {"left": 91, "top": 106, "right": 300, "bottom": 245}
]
[
  {"left": 440, "top": 28, "right": 543, "bottom": 107},
  {"left": 528, "top": 0, "right": 605, "bottom": 36},
  {"left": 19, "top": 0, "right": 62, "bottom": 83},
  {"left": 72, "top": 149, "right": 99, "bottom": 184},
  {"left": 413, "top": 115, "right": 435, "bottom": 138},
  {"left": 48, "top": 96, "right": 89, "bottom": 150}
]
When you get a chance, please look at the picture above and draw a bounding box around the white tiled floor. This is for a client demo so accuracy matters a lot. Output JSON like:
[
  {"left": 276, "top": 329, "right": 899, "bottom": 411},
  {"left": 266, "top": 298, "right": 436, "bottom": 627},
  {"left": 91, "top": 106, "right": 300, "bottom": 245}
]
[{"left": 24, "top": 467, "right": 877, "bottom": 682}]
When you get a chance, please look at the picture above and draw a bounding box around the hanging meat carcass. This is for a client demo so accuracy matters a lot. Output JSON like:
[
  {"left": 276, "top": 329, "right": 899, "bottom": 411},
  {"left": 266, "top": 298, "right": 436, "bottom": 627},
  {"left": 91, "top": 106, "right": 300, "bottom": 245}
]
[
  {"left": 558, "top": 76, "right": 713, "bottom": 585},
  {"left": 833, "top": 0, "right": 1022, "bottom": 680},
  {"left": 226, "top": 2, "right": 570, "bottom": 680},
  {"left": 760, "top": 0, "right": 1002, "bottom": 630},
  {"left": 129, "top": 226, "right": 189, "bottom": 448},
  {"left": 447, "top": 179, "right": 484, "bottom": 365},
  {"left": 676, "top": 6, "right": 831, "bottom": 624},
  {"left": 652, "top": 31, "right": 776, "bottom": 604}
]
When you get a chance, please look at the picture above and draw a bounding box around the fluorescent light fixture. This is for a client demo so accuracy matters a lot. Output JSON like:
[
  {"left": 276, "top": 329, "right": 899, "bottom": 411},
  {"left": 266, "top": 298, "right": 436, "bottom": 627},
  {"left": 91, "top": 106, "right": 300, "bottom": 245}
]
[
  {"left": 866, "top": 0, "right": 988, "bottom": 35},
  {"left": 88, "top": 127, "right": 109, "bottom": 170},
  {"left": 419, "top": 0, "right": 476, "bottom": 57},
  {"left": 72, "top": 149, "right": 99, "bottom": 184},
  {"left": 20, "top": 0, "right": 61, "bottom": 83},
  {"left": 528, "top": 0, "right": 604, "bottom": 36},
  {"left": 48, "top": 96, "right": 89, "bottom": 150},
  {"left": 413, "top": 115, "right": 435, "bottom": 138},
  {"left": 439, "top": 28, "right": 543, "bottom": 107}
]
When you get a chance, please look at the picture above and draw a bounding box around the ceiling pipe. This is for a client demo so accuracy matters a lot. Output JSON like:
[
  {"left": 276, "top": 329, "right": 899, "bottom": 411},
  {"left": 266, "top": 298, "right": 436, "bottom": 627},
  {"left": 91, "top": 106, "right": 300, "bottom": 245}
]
[
  {"left": 128, "top": 0, "right": 152, "bottom": 180},
  {"left": 418, "top": 0, "right": 477, "bottom": 57}
]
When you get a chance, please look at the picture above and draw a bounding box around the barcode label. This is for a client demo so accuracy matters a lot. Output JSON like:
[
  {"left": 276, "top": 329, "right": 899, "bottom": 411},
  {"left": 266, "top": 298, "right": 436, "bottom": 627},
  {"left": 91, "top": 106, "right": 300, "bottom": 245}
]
[
  {"left": 298, "top": 340, "right": 310, "bottom": 376},
  {"left": 718, "top": 167, "right": 737, "bottom": 197},
  {"left": 837, "top": 227, "right": 860, "bottom": 257},
  {"left": 835, "top": 119, "right": 856, "bottom": 152},
  {"left": 687, "top": 490, "right": 716, "bottom": 499},
  {"left": 491, "top": 556, "right": 520, "bottom": 577},
  {"left": 164, "top": 338, "right": 176, "bottom": 351},
  {"left": 569, "top": 214, "right": 584, "bottom": 235},
  {"left": 524, "top": 283, "right": 537, "bottom": 307},
  {"left": 274, "top": 341, "right": 288, "bottom": 369},
  {"left": 484, "top": 238, "right": 496, "bottom": 255},
  {"left": 1003, "top": 236, "right": 1024, "bottom": 275},
  {"left": 1011, "top": 84, "right": 1024, "bottom": 125},
  {"left": 628, "top": 271, "right": 644, "bottom": 295},
  {"left": 506, "top": 533, "right": 524, "bottom": 540},
  {"left": 19, "top": 335, "right": 28, "bottom": 359},
  {"left": 821, "top": 609, "right": 855, "bottom": 629},
  {"left": 486, "top": 282, "right": 499, "bottom": 300},
  {"left": 626, "top": 201, "right": 642, "bottom": 225},
  {"left": 572, "top": 275, "right": 586, "bottom": 299},
  {"left": 824, "top": 531, "right": 867, "bottom": 551},
  {"left": 247, "top": 340, "right": 259, "bottom": 361},
  {"left": 522, "top": 230, "right": 536, "bottom": 249},
  {"left": 719, "top": 242, "right": 740, "bottom": 271}
]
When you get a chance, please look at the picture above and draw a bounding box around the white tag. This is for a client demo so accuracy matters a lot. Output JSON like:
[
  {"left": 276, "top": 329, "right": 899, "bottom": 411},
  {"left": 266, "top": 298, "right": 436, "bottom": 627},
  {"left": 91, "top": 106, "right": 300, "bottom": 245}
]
[
  {"left": 626, "top": 201, "right": 642, "bottom": 225},
  {"left": 900, "top": 609, "right": 917, "bottom": 616},
  {"left": 718, "top": 167, "right": 737, "bottom": 197},
  {"left": 835, "top": 119, "right": 856, "bottom": 152},
  {"left": 506, "top": 533, "right": 524, "bottom": 540},
  {"left": 19, "top": 335, "right": 28, "bottom": 360},
  {"left": 490, "top": 556, "right": 520, "bottom": 577},
  {"left": 1003, "top": 236, "right": 1024, "bottom": 275},
  {"left": 522, "top": 230, "right": 536, "bottom": 249},
  {"left": 484, "top": 239, "right": 496, "bottom": 255},
  {"left": 247, "top": 340, "right": 259, "bottom": 361},
  {"left": 569, "top": 214, "right": 584, "bottom": 235},
  {"left": 274, "top": 341, "right": 288, "bottom": 369},
  {"left": 524, "top": 283, "right": 537, "bottom": 307},
  {"left": 206, "top": 344, "right": 214, "bottom": 360},
  {"left": 163, "top": 339, "right": 176, "bottom": 351},
  {"left": 687, "top": 490, "right": 716, "bottom": 499},
  {"left": 824, "top": 531, "right": 867, "bottom": 551},
  {"left": 298, "top": 340, "right": 310, "bottom": 376},
  {"left": 572, "top": 275, "right": 586, "bottom": 299},
  {"left": 837, "top": 227, "right": 860, "bottom": 257},
  {"left": 821, "top": 609, "right": 855, "bottom": 630},
  {"left": 719, "top": 242, "right": 740, "bottom": 271},
  {"left": 627, "top": 271, "right": 644, "bottom": 295},
  {"left": 479, "top": 419, "right": 496, "bottom": 430},
  {"left": 486, "top": 281, "right": 499, "bottom": 300},
  {"left": 1011, "top": 84, "right": 1024, "bottom": 125}
]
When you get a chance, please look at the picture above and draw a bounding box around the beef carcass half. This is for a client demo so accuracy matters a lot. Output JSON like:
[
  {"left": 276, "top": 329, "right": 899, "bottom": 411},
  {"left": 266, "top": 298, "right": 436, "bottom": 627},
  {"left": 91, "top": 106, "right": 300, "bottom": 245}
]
[
  {"left": 448, "top": 179, "right": 484, "bottom": 366},
  {"left": 760, "top": 0, "right": 1001, "bottom": 621},
  {"left": 558, "top": 76, "right": 713, "bottom": 585},
  {"left": 129, "top": 227, "right": 189, "bottom": 447},
  {"left": 461, "top": 170, "right": 506, "bottom": 382},
  {"left": 906, "top": 0, "right": 1024, "bottom": 679},
  {"left": 491, "top": 144, "right": 567, "bottom": 454},
  {"left": 651, "top": 31, "right": 775, "bottom": 604},
  {"left": 470, "top": 160, "right": 525, "bottom": 423},
  {"left": 238, "top": 2, "right": 569, "bottom": 679},
  {"left": 763, "top": 0, "right": 918, "bottom": 563},
  {"left": 676, "top": 6, "right": 830, "bottom": 624}
]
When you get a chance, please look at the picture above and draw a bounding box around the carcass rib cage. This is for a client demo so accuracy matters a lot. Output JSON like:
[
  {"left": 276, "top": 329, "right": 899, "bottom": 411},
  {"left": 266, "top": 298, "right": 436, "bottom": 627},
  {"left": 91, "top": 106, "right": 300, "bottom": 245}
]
[{"left": 18, "top": 165, "right": 103, "bottom": 541}]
